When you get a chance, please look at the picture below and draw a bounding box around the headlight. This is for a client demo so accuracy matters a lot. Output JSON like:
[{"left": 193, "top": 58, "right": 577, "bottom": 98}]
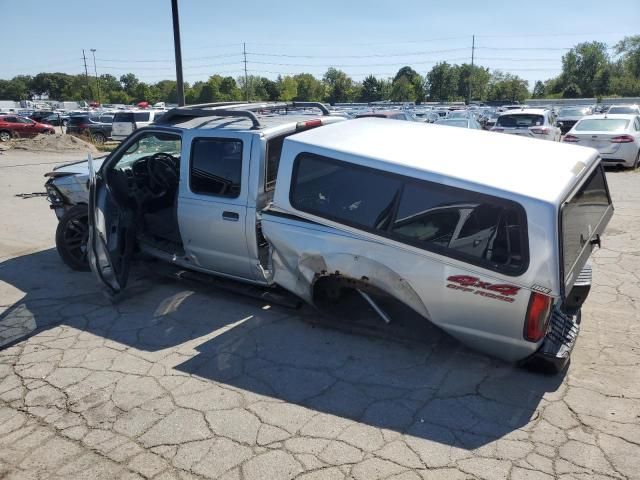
[{"left": 45, "top": 183, "right": 64, "bottom": 205}]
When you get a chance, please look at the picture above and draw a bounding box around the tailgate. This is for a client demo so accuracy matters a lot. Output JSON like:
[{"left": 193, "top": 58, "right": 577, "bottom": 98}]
[
  {"left": 112, "top": 122, "right": 132, "bottom": 137},
  {"left": 560, "top": 163, "right": 613, "bottom": 295}
]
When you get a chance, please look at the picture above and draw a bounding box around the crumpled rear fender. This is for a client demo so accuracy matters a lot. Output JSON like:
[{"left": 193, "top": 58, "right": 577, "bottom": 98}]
[{"left": 270, "top": 247, "right": 431, "bottom": 319}]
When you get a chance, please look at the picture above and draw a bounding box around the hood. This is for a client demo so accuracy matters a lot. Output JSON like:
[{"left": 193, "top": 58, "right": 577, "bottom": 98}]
[{"left": 44, "top": 156, "right": 107, "bottom": 178}]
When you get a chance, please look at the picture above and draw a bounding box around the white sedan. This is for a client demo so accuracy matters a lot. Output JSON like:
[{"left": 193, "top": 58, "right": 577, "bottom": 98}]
[{"left": 563, "top": 114, "right": 640, "bottom": 169}]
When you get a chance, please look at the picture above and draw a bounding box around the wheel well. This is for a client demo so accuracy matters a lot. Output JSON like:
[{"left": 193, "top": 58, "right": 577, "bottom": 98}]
[{"left": 312, "top": 274, "right": 387, "bottom": 306}]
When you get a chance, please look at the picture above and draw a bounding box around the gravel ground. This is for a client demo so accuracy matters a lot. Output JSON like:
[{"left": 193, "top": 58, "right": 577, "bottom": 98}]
[{"left": 0, "top": 150, "right": 639, "bottom": 480}]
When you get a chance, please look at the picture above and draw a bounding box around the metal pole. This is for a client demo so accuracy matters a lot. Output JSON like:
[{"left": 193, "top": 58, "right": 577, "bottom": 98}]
[
  {"left": 171, "top": 0, "right": 185, "bottom": 106},
  {"left": 82, "top": 49, "right": 91, "bottom": 102},
  {"left": 469, "top": 35, "right": 475, "bottom": 104},
  {"left": 243, "top": 42, "right": 249, "bottom": 102},
  {"left": 90, "top": 49, "right": 101, "bottom": 104}
]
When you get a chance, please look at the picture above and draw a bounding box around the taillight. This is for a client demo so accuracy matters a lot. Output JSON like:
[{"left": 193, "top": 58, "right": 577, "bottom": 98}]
[
  {"left": 524, "top": 292, "right": 553, "bottom": 342},
  {"left": 530, "top": 127, "right": 549, "bottom": 135},
  {"left": 131, "top": 122, "right": 137, "bottom": 131},
  {"left": 563, "top": 135, "right": 579, "bottom": 143},
  {"left": 610, "top": 135, "right": 634, "bottom": 143},
  {"left": 295, "top": 119, "right": 323, "bottom": 131}
]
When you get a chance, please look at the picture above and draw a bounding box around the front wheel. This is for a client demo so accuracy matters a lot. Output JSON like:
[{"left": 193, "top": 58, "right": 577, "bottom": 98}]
[
  {"left": 55, "top": 205, "right": 90, "bottom": 271},
  {"left": 0, "top": 130, "right": 12, "bottom": 142},
  {"left": 92, "top": 132, "right": 106, "bottom": 144}
]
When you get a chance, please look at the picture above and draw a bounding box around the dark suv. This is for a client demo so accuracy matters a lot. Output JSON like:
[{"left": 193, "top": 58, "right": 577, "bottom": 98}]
[{"left": 66, "top": 114, "right": 113, "bottom": 143}]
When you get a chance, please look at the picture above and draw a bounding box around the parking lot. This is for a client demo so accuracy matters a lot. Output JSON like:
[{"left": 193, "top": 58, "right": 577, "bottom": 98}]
[{"left": 0, "top": 149, "right": 639, "bottom": 479}]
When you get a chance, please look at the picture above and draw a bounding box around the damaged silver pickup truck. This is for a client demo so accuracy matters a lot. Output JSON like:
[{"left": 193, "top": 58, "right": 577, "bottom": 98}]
[{"left": 73, "top": 102, "right": 613, "bottom": 372}]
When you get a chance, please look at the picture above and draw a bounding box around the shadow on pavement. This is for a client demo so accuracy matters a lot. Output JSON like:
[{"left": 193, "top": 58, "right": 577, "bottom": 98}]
[{"left": 1, "top": 248, "right": 565, "bottom": 448}]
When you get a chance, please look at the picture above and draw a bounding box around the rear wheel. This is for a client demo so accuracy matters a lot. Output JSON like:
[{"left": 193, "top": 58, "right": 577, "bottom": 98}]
[
  {"left": 0, "top": 130, "right": 12, "bottom": 142},
  {"left": 633, "top": 151, "right": 640, "bottom": 170},
  {"left": 92, "top": 132, "right": 106, "bottom": 144},
  {"left": 55, "top": 205, "right": 90, "bottom": 271}
]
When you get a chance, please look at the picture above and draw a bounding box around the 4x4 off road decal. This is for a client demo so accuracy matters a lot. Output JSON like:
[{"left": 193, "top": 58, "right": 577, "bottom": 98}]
[{"left": 446, "top": 275, "right": 520, "bottom": 303}]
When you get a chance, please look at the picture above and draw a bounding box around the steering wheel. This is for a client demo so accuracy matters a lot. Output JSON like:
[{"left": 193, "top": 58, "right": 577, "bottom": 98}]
[{"left": 145, "top": 153, "right": 179, "bottom": 197}]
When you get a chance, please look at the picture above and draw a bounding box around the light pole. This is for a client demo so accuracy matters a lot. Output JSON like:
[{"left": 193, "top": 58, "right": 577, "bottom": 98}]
[
  {"left": 90, "top": 49, "right": 101, "bottom": 105},
  {"left": 171, "top": 0, "right": 185, "bottom": 106}
]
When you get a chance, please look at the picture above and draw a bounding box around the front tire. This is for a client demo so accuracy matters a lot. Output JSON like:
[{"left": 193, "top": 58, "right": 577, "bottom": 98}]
[
  {"left": 92, "top": 132, "right": 106, "bottom": 144},
  {"left": 55, "top": 205, "right": 90, "bottom": 271},
  {"left": 0, "top": 130, "right": 12, "bottom": 142}
]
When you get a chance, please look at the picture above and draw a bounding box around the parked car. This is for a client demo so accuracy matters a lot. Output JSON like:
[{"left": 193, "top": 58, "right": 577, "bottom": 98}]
[
  {"left": 435, "top": 117, "right": 483, "bottom": 129},
  {"left": 0, "top": 115, "right": 55, "bottom": 141},
  {"left": 556, "top": 106, "right": 592, "bottom": 135},
  {"left": 66, "top": 114, "right": 113, "bottom": 143},
  {"left": 445, "top": 110, "right": 471, "bottom": 119},
  {"left": 413, "top": 110, "right": 440, "bottom": 123},
  {"left": 355, "top": 110, "right": 416, "bottom": 121},
  {"left": 606, "top": 104, "right": 640, "bottom": 115},
  {"left": 563, "top": 114, "right": 640, "bottom": 169},
  {"left": 111, "top": 110, "right": 165, "bottom": 141},
  {"left": 29, "top": 111, "right": 54, "bottom": 122},
  {"left": 45, "top": 103, "right": 611, "bottom": 372},
  {"left": 38, "top": 112, "right": 71, "bottom": 127},
  {"left": 480, "top": 111, "right": 500, "bottom": 130},
  {"left": 492, "top": 109, "right": 561, "bottom": 142}
]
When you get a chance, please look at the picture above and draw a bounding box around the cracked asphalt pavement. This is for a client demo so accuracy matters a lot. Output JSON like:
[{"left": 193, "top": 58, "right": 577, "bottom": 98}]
[{"left": 1, "top": 150, "right": 639, "bottom": 480}]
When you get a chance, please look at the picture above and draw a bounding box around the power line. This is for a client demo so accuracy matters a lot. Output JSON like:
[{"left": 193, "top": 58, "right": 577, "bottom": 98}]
[{"left": 245, "top": 47, "right": 469, "bottom": 59}]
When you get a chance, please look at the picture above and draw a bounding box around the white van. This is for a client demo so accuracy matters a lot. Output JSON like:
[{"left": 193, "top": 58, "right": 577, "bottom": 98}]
[{"left": 111, "top": 110, "right": 165, "bottom": 141}]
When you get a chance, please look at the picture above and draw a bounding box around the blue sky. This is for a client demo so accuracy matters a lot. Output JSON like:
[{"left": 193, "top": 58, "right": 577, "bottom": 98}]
[{"left": 3, "top": 0, "right": 639, "bottom": 87}]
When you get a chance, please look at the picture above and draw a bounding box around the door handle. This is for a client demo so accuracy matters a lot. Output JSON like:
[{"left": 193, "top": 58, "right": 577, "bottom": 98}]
[{"left": 222, "top": 211, "right": 239, "bottom": 221}]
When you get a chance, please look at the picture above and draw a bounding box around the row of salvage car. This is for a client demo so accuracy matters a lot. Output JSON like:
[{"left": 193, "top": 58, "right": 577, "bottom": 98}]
[{"left": 44, "top": 101, "right": 614, "bottom": 373}]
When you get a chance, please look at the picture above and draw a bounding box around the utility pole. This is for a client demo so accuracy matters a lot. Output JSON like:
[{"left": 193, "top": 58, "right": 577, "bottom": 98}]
[
  {"left": 468, "top": 35, "right": 475, "bottom": 105},
  {"left": 171, "top": 0, "right": 185, "bottom": 105},
  {"left": 82, "top": 49, "right": 92, "bottom": 102},
  {"left": 243, "top": 42, "right": 249, "bottom": 102},
  {"left": 90, "top": 49, "right": 101, "bottom": 105}
]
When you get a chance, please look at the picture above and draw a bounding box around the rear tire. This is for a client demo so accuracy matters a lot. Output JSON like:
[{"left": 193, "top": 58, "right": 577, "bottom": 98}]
[
  {"left": 93, "top": 132, "right": 106, "bottom": 144},
  {"left": 633, "top": 151, "right": 640, "bottom": 170},
  {"left": 55, "top": 205, "right": 90, "bottom": 271}
]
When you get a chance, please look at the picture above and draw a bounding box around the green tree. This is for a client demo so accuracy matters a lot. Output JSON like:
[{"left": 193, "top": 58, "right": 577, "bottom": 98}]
[
  {"left": 486, "top": 71, "right": 529, "bottom": 102},
  {"left": 559, "top": 41, "right": 610, "bottom": 97},
  {"left": 393, "top": 66, "right": 425, "bottom": 103},
  {"left": 532, "top": 80, "right": 546, "bottom": 98},
  {"left": 614, "top": 35, "right": 640, "bottom": 78},
  {"left": 323, "top": 68, "right": 353, "bottom": 104},
  {"left": 390, "top": 76, "right": 417, "bottom": 102},
  {"left": 219, "top": 76, "right": 241, "bottom": 100},
  {"left": 359, "top": 75, "right": 381, "bottom": 102},
  {"left": 277, "top": 76, "right": 298, "bottom": 101},
  {"left": 120, "top": 73, "right": 140, "bottom": 97},
  {"left": 293, "top": 73, "right": 324, "bottom": 101},
  {"left": 426, "top": 62, "right": 459, "bottom": 101},
  {"left": 107, "top": 90, "right": 130, "bottom": 104}
]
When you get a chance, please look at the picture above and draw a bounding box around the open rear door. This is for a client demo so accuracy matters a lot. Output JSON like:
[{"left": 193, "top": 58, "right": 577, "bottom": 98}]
[{"left": 87, "top": 152, "right": 134, "bottom": 296}]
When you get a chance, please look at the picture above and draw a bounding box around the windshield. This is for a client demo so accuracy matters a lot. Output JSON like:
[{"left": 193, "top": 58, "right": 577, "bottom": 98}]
[
  {"left": 607, "top": 106, "right": 637, "bottom": 114},
  {"left": 436, "top": 119, "right": 468, "bottom": 127},
  {"left": 558, "top": 108, "right": 587, "bottom": 116},
  {"left": 117, "top": 133, "right": 181, "bottom": 167},
  {"left": 574, "top": 119, "right": 629, "bottom": 132},
  {"left": 496, "top": 114, "right": 544, "bottom": 127}
]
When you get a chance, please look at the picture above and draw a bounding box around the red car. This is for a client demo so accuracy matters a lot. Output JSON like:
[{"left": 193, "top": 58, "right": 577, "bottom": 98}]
[{"left": 0, "top": 115, "right": 55, "bottom": 142}]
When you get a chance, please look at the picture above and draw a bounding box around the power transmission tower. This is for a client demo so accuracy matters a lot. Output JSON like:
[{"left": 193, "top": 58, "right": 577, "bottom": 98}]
[
  {"left": 243, "top": 42, "right": 249, "bottom": 102},
  {"left": 82, "top": 49, "right": 91, "bottom": 101},
  {"left": 468, "top": 35, "right": 475, "bottom": 104}
]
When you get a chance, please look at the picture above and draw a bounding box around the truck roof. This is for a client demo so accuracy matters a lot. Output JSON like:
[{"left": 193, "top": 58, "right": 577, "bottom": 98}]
[{"left": 285, "top": 117, "right": 599, "bottom": 204}]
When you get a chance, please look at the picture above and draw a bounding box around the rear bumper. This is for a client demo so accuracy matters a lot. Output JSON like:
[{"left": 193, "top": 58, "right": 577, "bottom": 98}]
[{"left": 530, "top": 309, "right": 580, "bottom": 372}]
